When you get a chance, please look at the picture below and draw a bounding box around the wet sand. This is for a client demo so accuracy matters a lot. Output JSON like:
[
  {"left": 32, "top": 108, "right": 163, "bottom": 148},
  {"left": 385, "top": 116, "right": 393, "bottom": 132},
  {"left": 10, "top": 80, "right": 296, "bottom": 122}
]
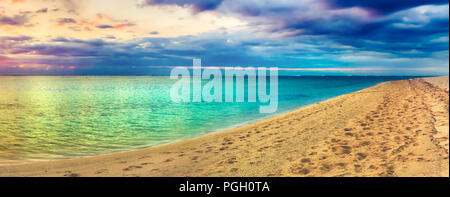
[{"left": 0, "top": 77, "right": 448, "bottom": 177}]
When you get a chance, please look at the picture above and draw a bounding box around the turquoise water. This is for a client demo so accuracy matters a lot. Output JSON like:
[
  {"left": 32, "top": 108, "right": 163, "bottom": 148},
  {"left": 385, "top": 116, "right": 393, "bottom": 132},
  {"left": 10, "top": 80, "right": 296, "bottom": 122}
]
[{"left": 0, "top": 76, "right": 417, "bottom": 161}]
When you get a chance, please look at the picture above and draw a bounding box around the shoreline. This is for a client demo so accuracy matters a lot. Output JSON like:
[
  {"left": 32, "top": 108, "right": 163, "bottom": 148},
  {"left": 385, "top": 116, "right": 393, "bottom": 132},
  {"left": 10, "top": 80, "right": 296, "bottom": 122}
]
[
  {"left": 0, "top": 79, "right": 385, "bottom": 165},
  {"left": 0, "top": 95, "right": 334, "bottom": 166},
  {"left": 0, "top": 90, "right": 347, "bottom": 166},
  {"left": 0, "top": 76, "right": 448, "bottom": 177}
]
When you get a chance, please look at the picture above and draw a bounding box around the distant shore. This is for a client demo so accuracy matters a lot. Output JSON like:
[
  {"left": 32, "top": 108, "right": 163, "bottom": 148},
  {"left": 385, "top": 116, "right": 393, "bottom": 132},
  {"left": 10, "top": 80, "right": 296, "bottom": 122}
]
[{"left": 0, "top": 76, "right": 448, "bottom": 177}]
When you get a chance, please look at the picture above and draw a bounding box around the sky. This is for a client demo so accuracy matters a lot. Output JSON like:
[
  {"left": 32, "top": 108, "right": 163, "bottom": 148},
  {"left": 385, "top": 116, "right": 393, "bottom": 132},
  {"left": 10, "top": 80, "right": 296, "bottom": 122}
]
[{"left": 0, "top": 0, "right": 448, "bottom": 76}]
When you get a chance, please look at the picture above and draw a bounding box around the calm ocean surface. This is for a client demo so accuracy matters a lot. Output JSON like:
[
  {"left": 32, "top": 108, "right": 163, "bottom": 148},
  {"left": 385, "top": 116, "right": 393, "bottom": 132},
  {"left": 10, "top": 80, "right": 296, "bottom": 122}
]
[{"left": 0, "top": 76, "right": 417, "bottom": 161}]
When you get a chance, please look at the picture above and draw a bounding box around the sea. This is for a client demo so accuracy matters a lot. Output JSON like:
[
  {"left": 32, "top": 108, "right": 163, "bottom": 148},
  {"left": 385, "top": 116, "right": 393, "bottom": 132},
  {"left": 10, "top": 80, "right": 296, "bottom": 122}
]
[{"left": 0, "top": 76, "right": 420, "bottom": 161}]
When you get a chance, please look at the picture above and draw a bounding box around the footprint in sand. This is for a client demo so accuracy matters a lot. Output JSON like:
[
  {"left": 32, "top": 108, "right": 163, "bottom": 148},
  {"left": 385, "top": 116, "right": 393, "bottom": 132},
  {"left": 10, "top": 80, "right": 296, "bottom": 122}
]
[
  {"left": 301, "top": 158, "right": 311, "bottom": 163},
  {"left": 356, "top": 153, "right": 368, "bottom": 160},
  {"left": 63, "top": 171, "right": 81, "bottom": 177},
  {"left": 319, "top": 163, "right": 333, "bottom": 172},
  {"left": 291, "top": 166, "right": 311, "bottom": 175},
  {"left": 95, "top": 169, "right": 109, "bottom": 174},
  {"left": 123, "top": 165, "right": 142, "bottom": 171}
]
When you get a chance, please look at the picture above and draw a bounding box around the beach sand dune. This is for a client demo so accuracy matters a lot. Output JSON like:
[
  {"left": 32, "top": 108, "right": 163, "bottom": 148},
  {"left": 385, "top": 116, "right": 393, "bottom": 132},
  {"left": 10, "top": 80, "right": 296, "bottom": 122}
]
[{"left": 0, "top": 77, "right": 448, "bottom": 177}]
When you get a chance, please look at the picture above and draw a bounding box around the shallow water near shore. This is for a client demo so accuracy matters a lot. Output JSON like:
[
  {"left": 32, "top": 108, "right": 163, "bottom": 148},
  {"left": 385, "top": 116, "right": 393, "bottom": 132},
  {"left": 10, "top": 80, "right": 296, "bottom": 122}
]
[{"left": 0, "top": 76, "right": 419, "bottom": 161}]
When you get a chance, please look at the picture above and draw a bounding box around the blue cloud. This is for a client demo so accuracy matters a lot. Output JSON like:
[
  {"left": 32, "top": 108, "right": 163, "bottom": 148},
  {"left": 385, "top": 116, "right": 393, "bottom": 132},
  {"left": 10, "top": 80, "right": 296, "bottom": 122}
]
[
  {"left": 140, "top": 0, "right": 224, "bottom": 12},
  {"left": 96, "top": 25, "right": 114, "bottom": 29},
  {"left": 329, "top": 0, "right": 449, "bottom": 14}
]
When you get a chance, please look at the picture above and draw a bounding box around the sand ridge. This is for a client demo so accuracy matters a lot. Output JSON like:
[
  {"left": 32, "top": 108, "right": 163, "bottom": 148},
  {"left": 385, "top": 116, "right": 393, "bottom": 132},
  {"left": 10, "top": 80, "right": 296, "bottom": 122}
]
[{"left": 0, "top": 77, "right": 448, "bottom": 177}]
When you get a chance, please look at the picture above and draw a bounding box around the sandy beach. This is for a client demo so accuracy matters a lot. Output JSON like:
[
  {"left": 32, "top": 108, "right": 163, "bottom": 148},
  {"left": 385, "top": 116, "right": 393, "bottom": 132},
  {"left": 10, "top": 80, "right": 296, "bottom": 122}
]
[{"left": 0, "top": 76, "right": 448, "bottom": 177}]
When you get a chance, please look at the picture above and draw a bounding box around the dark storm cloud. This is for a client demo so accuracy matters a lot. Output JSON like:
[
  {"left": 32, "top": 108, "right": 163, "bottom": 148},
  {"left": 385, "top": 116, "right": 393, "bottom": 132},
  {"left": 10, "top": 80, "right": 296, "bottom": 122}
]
[
  {"left": 217, "top": 1, "right": 449, "bottom": 58},
  {"left": 329, "top": 0, "right": 449, "bottom": 14},
  {"left": 143, "top": 0, "right": 448, "bottom": 15}
]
